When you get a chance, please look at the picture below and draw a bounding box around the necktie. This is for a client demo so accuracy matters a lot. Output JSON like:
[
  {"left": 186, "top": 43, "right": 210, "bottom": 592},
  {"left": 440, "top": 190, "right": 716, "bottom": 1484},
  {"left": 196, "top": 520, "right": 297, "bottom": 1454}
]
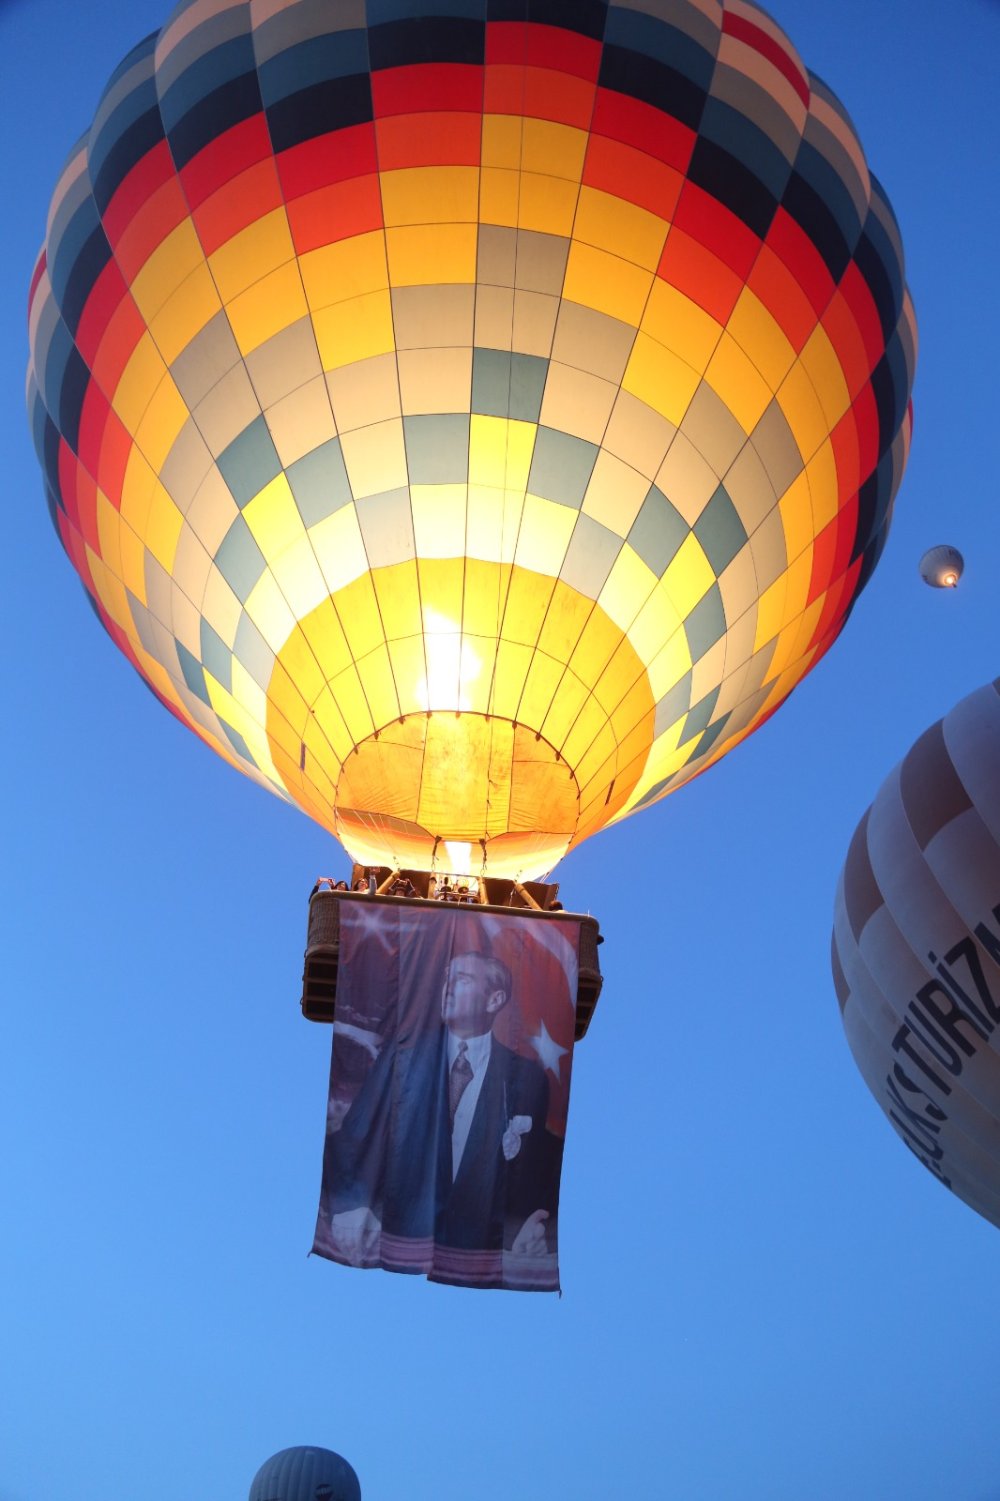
[{"left": 449, "top": 1042, "right": 473, "bottom": 1125}]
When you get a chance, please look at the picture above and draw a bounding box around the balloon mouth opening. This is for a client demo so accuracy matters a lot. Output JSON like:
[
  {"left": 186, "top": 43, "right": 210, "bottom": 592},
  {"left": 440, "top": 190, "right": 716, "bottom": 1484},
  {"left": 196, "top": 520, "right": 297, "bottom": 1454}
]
[{"left": 331, "top": 712, "right": 581, "bottom": 881}]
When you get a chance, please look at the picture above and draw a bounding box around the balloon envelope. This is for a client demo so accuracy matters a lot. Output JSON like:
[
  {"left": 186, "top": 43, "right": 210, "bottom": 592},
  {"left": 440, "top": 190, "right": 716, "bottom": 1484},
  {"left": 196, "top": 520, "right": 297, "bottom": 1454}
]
[
  {"left": 249, "top": 1445, "right": 361, "bottom": 1501},
  {"left": 833, "top": 680, "right": 1000, "bottom": 1231},
  {"left": 919, "top": 544, "right": 964, "bottom": 588},
  {"left": 28, "top": 0, "right": 915, "bottom": 878}
]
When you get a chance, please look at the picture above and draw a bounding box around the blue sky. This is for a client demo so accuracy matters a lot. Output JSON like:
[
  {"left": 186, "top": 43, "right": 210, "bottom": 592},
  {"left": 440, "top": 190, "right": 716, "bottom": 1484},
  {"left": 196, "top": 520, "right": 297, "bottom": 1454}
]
[{"left": 4, "top": 2, "right": 1000, "bottom": 1498}]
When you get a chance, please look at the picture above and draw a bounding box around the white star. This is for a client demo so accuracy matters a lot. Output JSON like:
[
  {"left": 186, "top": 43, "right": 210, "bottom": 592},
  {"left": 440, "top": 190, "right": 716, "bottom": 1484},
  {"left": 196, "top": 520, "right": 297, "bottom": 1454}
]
[{"left": 529, "top": 1020, "right": 569, "bottom": 1081}]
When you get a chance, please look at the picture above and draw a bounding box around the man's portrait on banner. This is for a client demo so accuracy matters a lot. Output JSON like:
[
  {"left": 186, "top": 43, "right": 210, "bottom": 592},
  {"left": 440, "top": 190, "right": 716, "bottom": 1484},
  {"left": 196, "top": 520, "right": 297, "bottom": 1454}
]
[{"left": 313, "top": 904, "right": 579, "bottom": 1291}]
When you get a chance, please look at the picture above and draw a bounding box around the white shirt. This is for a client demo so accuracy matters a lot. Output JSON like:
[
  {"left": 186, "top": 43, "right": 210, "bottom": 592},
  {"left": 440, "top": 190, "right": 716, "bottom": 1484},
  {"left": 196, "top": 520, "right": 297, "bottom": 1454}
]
[{"left": 447, "top": 1029, "right": 492, "bottom": 1179}]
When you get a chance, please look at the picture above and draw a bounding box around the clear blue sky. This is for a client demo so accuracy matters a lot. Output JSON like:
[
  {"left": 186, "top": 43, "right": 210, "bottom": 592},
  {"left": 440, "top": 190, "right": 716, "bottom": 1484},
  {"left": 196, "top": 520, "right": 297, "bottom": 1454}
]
[{"left": 3, "top": 3, "right": 1000, "bottom": 1498}]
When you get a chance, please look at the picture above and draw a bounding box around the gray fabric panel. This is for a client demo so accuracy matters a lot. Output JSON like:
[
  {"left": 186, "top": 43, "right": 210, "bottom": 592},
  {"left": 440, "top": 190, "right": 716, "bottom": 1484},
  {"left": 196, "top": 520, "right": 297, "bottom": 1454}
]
[
  {"left": 653, "top": 667, "right": 692, "bottom": 738},
  {"left": 560, "top": 515, "right": 622, "bottom": 599},
  {"left": 200, "top": 617, "right": 233, "bottom": 691},
  {"left": 217, "top": 415, "right": 282, "bottom": 509},
  {"left": 403, "top": 414, "right": 470, "bottom": 484},
  {"left": 170, "top": 309, "right": 242, "bottom": 410},
  {"left": 693, "top": 485, "right": 747, "bottom": 574},
  {"left": 527, "top": 426, "right": 599, "bottom": 507},
  {"left": 751, "top": 399, "right": 805, "bottom": 498},
  {"left": 234, "top": 609, "right": 275, "bottom": 692},
  {"left": 215, "top": 516, "right": 268, "bottom": 602},
  {"left": 287, "top": 437, "right": 353, "bottom": 525},
  {"left": 684, "top": 583, "right": 726, "bottom": 662},
  {"left": 471, "top": 348, "right": 547, "bottom": 422},
  {"left": 356, "top": 487, "right": 417, "bottom": 567},
  {"left": 627, "top": 486, "right": 689, "bottom": 575}
]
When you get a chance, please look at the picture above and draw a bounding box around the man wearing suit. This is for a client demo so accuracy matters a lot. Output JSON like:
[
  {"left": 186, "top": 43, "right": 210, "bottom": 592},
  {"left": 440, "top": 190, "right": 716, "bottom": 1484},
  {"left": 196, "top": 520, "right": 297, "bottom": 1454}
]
[{"left": 323, "top": 949, "right": 553, "bottom": 1265}]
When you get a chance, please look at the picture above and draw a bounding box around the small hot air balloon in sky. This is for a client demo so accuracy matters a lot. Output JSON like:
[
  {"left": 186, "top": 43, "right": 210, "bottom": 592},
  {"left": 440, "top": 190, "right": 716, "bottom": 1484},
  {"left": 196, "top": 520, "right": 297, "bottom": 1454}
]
[
  {"left": 249, "top": 1445, "right": 362, "bottom": 1501},
  {"left": 28, "top": 0, "right": 916, "bottom": 886},
  {"left": 919, "top": 545, "right": 964, "bottom": 589},
  {"left": 833, "top": 680, "right": 1000, "bottom": 1232}
]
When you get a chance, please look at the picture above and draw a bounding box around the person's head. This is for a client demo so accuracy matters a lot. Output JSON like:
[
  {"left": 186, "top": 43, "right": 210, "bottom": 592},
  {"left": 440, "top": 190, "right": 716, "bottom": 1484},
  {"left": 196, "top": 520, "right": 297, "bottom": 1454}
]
[{"left": 441, "top": 951, "right": 512, "bottom": 1038}]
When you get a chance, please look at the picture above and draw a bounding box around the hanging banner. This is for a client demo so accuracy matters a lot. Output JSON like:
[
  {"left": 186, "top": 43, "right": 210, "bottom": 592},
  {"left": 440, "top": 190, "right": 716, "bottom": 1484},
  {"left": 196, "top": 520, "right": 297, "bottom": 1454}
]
[{"left": 313, "top": 900, "right": 580, "bottom": 1291}]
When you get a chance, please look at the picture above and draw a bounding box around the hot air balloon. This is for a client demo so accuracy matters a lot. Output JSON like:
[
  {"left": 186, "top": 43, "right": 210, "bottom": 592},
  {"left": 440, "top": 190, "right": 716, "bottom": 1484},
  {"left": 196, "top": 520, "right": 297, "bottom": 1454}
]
[
  {"left": 833, "top": 680, "right": 1000, "bottom": 1231},
  {"left": 249, "top": 1445, "right": 361, "bottom": 1501},
  {"left": 28, "top": 0, "right": 916, "bottom": 889},
  {"left": 919, "top": 545, "right": 964, "bottom": 588}
]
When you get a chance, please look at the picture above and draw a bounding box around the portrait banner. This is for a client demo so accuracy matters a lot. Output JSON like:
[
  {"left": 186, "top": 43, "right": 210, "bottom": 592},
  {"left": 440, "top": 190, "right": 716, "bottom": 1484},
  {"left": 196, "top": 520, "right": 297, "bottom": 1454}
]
[{"left": 312, "top": 901, "right": 580, "bottom": 1291}]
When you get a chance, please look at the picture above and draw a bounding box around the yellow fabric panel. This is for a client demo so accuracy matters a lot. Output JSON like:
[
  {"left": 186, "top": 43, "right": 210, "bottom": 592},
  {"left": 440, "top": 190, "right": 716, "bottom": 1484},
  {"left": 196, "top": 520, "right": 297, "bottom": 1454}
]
[
  {"left": 95, "top": 489, "right": 124, "bottom": 583},
  {"left": 112, "top": 332, "right": 166, "bottom": 432},
  {"left": 268, "top": 536, "right": 330, "bottom": 621},
  {"left": 300, "top": 231, "right": 388, "bottom": 309},
  {"left": 310, "top": 682, "right": 355, "bottom": 763},
  {"left": 417, "top": 556, "right": 465, "bottom": 629},
  {"left": 229, "top": 657, "right": 269, "bottom": 731},
  {"left": 297, "top": 596, "right": 353, "bottom": 685},
  {"left": 466, "top": 485, "right": 525, "bottom": 564},
  {"left": 481, "top": 114, "right": 521, "bottom": 170},
  {"left": 459, "top": 633, "right": 494, "bottom": 715},
  {"left": 203, "top": 671, "right": 272, "bottom": 772},
  {"left": 314, "top": 289, "right": 395, "bottom": 370},
  {"left": 521, "top": 118, "right": 587, "bottom": 181},
  {"left": 594, "top": 546, "right": 657, "bottom": 633},
  {"left": 568, "top": 606, "right": 626, "bottom": 691},
  {"left": 806, "top": 440, "right": 839, "bottom": 533},
  {"left": 479, "top": 166, "right": 520, "bottom": 229},
  {"left": 727, "top": 286, "right": 795, "bottom": 391},
  {"left": 566, "top": 717, "right": 615, "bottom": 790},
  {"left": 574, "top": 187, "right": 667, "bottom": 271},
  {"left": 753, "top": 571, "right": 787, "bottom": 651},
  {"left": 134, "top": 374, "right": 188, "bottom": 471},
  {"left": 209, "top": 207, "right": 295, "bottom": 304},
  {"left": 309, "top": 504, "right": 370, "bottom": 595},
  {"left": 387, "top": 635, "right": 431, "bottom": 717},
  {"left": 469, "top": 416, "right": 536, "bottom": 492},
  {"left": 777, "top": 360, "right": 826, "bottom": 467},
  {"left": 621, "top": 569, "right": 684, "bottom": 662},
  {"left": 800, "top": 324, "right": 851, "bottom": 428},
  {"left": 411, "top": 485, "right": 466, "bottom": 558},
  {"left": 662, "top": 532, "right": 715, "bottom": 616},
  {"left": 380, "top": 165, "right": 479, "bottom": 225},
  {"left": 594, "top": 637, "right": 644, "bottom": 716},
  {"left": 227, "top": 260, "right": 309, "bottom": 356},
  {"left": 563, "top": 241, "right": 653, "bottom": 327},
  {"left": 705, "top": 332, "right": 772, "bottom": 433},
  {"left": 622, "top": 331, "right": 700, "bottom": 426},
  {"left": 462, "top": 557, "right": 507, "bottom": 639},
  {"left": 244, "top": 567, "right": 298, "bottom": 650},
  {"left": 778, "top": 471, "right": 815, "bottom": 563},
  {"left": 501, "top": 560, "right": 556, "bottom": 647},
  {"left": 385, "top": 223, "right": 477, "bottom": 286},
  {"left": 646, "top": 625, "right": 692, "bottom": 698},
  {"left": 355, "top": 642, "right": 401, "bottom": 725},
  {"left": 540, "top": 666, "right": 589, "bottom": 747},
  {"left": 537, "top": 581, "right": 591, "bottom": 660},
  {"left": 642, "top": 277, "right": 721, "bottom": 372},
  {"left": 581, "top": 451, "right": 647, "bottom": 537},
  {"left": 514, "top": 493, "right": 576, "bottom": 577},
  {"left": 372, "top": 559, "right": 422, "bottom": 640},
  {"left": 516, "top": 172, "right": 579, "bottom": 237},
  {"left": 130, "top": 217, "right": 203, "bottom": 324},
  {"left": 119, "top": 520, "right": 146, "bottom": 604},
  {"left": 781, "top": 548, "right": 813, "bottom": 625},
  {"left": 243, "top": 472, "right": 306, "bottom": 556},
  {"left": 85, "top": 544, "right": 132, "bottom": 636},
  {"left": 490, "top": 637, "right": 534, "bottom": 718},
  {"left": 149, "top": 263, "right": 222, "bottom": 366},
  {"left": 330, "top": 662, "right": 377, "bottom": 742},
  {"left": 518, "top": 649, "right": 566, "bottom": 726},
  {"left": 144, "top": 482, "right": 185, "bottom": 572},
  {"left": 337, "top": 570, "right": 386, "bottom": 662}
]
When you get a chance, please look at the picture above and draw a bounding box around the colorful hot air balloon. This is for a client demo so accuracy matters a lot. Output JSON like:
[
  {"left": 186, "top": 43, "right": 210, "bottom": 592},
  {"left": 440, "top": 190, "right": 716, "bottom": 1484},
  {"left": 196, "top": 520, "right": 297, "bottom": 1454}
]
[
  {"left": 28, "top": 0, "right": 916, "bottom": 881},
  {"left": 833, "top": 680, "right": 1000, "bottom": 1231},
  {"left": 919, "top": 544, "right": 964, "bottom": 589},
  {"left": 249, "top": 1445, "right": 361, "bottom": 1501}
]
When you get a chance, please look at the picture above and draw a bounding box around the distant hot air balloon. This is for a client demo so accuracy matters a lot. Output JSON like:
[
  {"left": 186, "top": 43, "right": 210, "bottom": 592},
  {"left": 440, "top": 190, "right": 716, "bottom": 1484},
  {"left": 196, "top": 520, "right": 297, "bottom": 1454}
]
[
  {"left": 833, "top": 680, "right": 1000, "bottom": 1231},
  {"left": 249, "top": 1445, "right": 361, "bottom": 1501},
  {"left": 28, "top": 0, "right": 916, "bottom": 882},
  {"left": 919, "top": 545, "right": 964, "bottom": 588}
]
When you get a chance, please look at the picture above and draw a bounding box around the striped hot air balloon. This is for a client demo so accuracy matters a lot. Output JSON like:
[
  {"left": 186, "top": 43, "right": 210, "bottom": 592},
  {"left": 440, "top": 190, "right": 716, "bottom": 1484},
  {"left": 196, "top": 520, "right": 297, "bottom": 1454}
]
[
  {"left": 28, "top": 0, "right": 916, "bottom": 881},
  {"left": 834, "top": 681, "right": 1000, "bottom": 1231}
]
